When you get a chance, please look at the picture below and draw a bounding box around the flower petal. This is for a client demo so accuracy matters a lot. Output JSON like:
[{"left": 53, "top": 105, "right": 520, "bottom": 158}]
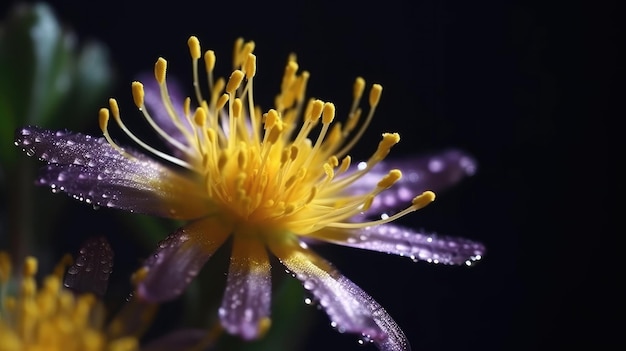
[
  {"left": 137, "top": 217, "right": 231, "bottom": 302},
  {"left": 348, "top": 149, "right": 477, "bottom": 216},
  {"left": 15, "top": 126, "right": 208, "bottom": 219},
  {"left": 309, "top": 224, "right": 485, "bottom": 266},
  {"left": 63, "top": 236, "right": 113, "bottom": 297},
  {"left": 219, "top": 234, "right": 272, "bottom": 340},
  {"left": 268, "top": 237, "right": 409, "bottom": 350}
]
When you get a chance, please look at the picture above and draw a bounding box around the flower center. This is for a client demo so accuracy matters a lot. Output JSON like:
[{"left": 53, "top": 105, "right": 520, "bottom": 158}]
[{"left": 98, "top": 36, "right": 435, "bottom": 235}]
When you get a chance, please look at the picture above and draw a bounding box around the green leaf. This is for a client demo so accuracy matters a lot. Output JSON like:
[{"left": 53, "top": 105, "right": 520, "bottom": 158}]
[{"left": 0, "top": 2, "right": 114, "bottom": 166}]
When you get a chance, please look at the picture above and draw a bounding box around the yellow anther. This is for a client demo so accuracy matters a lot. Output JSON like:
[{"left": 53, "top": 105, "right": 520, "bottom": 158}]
[
  {"left": 369, "top": 84, "right": 383, "bottom": 107},
  {"left": 257, "top": 317, "right": 272, "bottom": 338},
  {"left": 23, "top": 256, "right": 38, "bottom": 277},
  {"left": 322, "top": 102, "right": 335, "bottom": 124},
  {"left": 244, "top": 53, "right": 257, "bottom": 79},
  {"left": 411, "top": 191, "right": 436, "bottom": 210},
  {"left": 328, "top": 155, "right": 339, "bottom": 168},
  {"left": 267, "top": 125, "right": 282, "bottom": 144},
  {"left": 154, "top": 57, "right": 168, "bottom": 85},
  {"left": 204, "top": 50, "right": 216, "bottom": 73},
  {"left": 323, "top": 163, "right": 334, "bottom": 179},
  {"left": 375, "top": 133, "right": 400, "bottom": 157},
  {"left": 42, "top": 274, "right": 61, "bottom": 292},
  {"left": 233, "top": 38, "right": 244, "bottom": 66},
  {"left": 238, "top": 146, "right": 247, "bottom": 169},
  {"left": 109, "top": 98, "right": 121, "bottom": 119},
  {"left": 193, "top": 107, "right": 207, "bottom": 127},
  {"left": 188, "top": 36, "right": 201, "bottom": 60},
  {"left": 98, "top": 108, "right": 110, "bottom": 132},
  {"left": 353, "top": 77, "right": 365, "bottom": 100},
  {"left": 296, "top": 71, "right": 310, "bottom": 101},
  {"left": 131, "top": 81, "right": 145, "bottom": 108},
  {"left": 281, "top": 61, "right": 299, "bottom": 92},
  {"left": 226, "top": 70, "right": 245, "bottom": 94},
  {"left": 232, "top": 98, "right": 243, "bottom": 119},
  {"left": 284, "top": 203, "right": 295, "bottom": 215},
  {"left": 217, "top": 153, "right": 228, "bottom": 171},
  {"left": 216, "top": 94, "right": 230, "bottom": 110},
  {"left": 377, "top": 169, "right": 402, "bottom": 189},
  {"left": 309, "top": 100, "right": 324, "bottom": 122},
  {"left": 264, "top": 109, "right": 280, "bottom": 129},
  {"left": 339, "top": 156, "right": 351, "bottom": 173},
  {"left": 305, "top": 186, "right": 317, "bottom": 204},
  {"left": 289, "top": 145, "right": 299, "bottom": 161},
  {"left": 238, "top": 41, "right": 255, "bottom": 68}
]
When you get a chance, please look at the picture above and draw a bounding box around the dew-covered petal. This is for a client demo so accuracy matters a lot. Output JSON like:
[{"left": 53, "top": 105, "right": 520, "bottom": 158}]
[
  {"left": 137, "top": 217, "right": 232, "bottom": 302},
  {"left": 64, "top": 236, "right": 113, "bottom": 297},
  {"left": 15, "top": 126, "right": 208, "bottom": 219},
  {"left": 140, "top": 73, "right": 194, "bottom": 154},
  {"left": 219, "top": 234, "right": 271, "bottom": 340},
  {"left": 347, "top": 149, "right": 477, "bottom": 216},
  {"left": 309, "top": 224, "right": 485, "bottom": 266},
  {"left": 268, "top": 237, "right": 388, "bottom": 343}
]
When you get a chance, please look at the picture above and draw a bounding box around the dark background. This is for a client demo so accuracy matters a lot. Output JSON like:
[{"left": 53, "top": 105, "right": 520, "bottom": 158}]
[{"left": 0, "top": 0, "right": 619, "bottom": 350}]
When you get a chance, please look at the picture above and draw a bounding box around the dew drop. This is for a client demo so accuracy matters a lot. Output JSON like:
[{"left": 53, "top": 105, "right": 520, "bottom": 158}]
[{"left": 303, "top": 280, "right": 316, "bottom": 290}]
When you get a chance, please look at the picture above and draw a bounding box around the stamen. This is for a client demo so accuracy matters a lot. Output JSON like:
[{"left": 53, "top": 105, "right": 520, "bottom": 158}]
[
  {"left": 108, "top": 99, "right": 192, "bottom": 169},
  {"left": 131, "top": 82, "right": 193, "bottom": 157},
  {"left": 99, "top": 108, "right": 128, "bottom": 156},
  {"left": 336, "top": 83, "right": 383, "bottom": 158},
  {"left": 323, "top": 191, "right": 436, "bottom": 230},
  {"left": 154, "top": 58, "right": 167, "bottom": 85},
  {"left": 188, "top": 36, "right": 203, "bottom": 105}
]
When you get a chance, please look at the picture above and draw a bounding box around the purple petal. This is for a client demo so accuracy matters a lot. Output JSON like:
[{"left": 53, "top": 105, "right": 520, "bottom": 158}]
[
  {"left": 64, "top": 236, "right": 113, "bottom": 297},
  {"left": 268, "top": 238, "right": 393, "bottom": 344},
  {"left": 328, "top": 270, "right": 411, "bottom": 351},
  {"left": 139, "top": 73, "right": 194, "bottom": 155},
  {"left": 15, "top": 126, "right": 208, "bottom": 219},
  {"left": 219, "top": 235, "right": 271, "bottom": 340},
  {"left": 137, "top": 217, "right": 231, "bottom": 302},
  {"left": 348, "top": 149, "right": 477, "bottom": 216},
  {"left": 309, "top": 224, "right": 485, "bottom": 266}
]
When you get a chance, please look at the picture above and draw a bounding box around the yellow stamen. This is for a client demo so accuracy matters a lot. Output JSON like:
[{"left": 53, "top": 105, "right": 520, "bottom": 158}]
[{"left": 97, "top": 36, "right": 435, "bottom": 240}]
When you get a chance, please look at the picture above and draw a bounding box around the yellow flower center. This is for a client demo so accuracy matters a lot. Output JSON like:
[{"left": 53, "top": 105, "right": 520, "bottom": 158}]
[
  {"left": 0, "top": 252, "right": 138, "bottom": 351},
  {"left": 98, "top": 36, "right": 435, "bottom": 236}
]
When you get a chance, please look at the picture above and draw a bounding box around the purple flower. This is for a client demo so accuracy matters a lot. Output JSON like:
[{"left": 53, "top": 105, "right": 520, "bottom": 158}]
[{"left": 15, "top": 36, "right": 484, "bottom": 350}]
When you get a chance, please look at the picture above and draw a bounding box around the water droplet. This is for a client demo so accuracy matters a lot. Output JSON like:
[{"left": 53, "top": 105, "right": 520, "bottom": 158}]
[
  {"left": 395, "top": 243, "right": 410, "bottom": 252},
  {"left": 303, "top": 280, "right": 316, "bottom": 290}
]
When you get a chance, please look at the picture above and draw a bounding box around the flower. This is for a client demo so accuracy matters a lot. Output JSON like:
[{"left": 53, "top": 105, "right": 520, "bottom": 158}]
[
  {"left": 0, "top": 239, "right": 211, "bottom": 351},
  {"left": 0, "top": 250, "right": 139, "bottom": 351},
  {"left": 15, "top": 36, "right": 485, "bottom": 350}
]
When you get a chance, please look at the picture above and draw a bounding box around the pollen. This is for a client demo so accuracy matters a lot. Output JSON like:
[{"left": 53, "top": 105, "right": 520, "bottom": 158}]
[
  {"left": 98, "top": 36, "right": 436, "bottom": 237},
  {"left": 0, "top": 252, "right": 139, "bottom": 351}
]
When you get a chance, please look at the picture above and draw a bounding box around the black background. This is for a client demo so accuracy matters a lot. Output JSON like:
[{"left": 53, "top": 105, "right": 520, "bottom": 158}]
[{"left": 0, "top": 0, "right": 619, "bottom": 350}]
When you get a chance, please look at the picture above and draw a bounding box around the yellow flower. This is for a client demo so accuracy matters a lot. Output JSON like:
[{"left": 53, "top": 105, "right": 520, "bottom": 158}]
[
  {"left": 16, "top": 36, "right": 484, "bottom": 350},
  {"left": 0, "top": 252, "right": 138, "bottom": 351}
]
